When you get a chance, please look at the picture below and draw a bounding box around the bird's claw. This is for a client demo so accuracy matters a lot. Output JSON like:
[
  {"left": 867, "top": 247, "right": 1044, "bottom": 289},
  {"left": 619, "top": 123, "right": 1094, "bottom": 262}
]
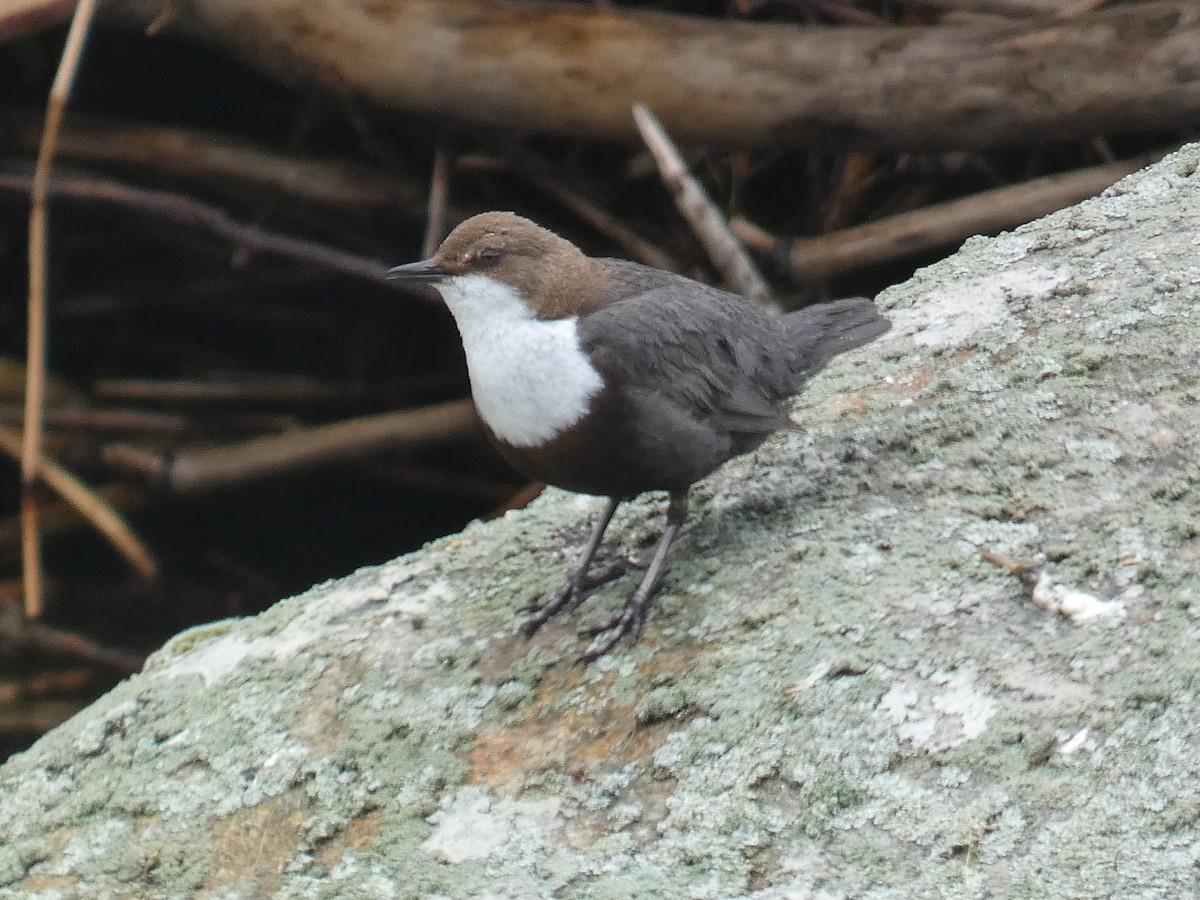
[
  {"left": 579, "top": 603, "right": 646, "bottom": 662},
  {"left": 518, "top": 583, "right": 577, "bottom": 638},
  {"left": 518, "top": 559, "right": 630, "bottom": 639}
]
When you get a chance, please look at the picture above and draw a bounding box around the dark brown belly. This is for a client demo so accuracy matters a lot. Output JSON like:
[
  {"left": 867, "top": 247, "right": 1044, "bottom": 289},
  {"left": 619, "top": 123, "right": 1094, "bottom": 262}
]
[{"left": 482, "top": 387, "right": 747, "bottom": 498}]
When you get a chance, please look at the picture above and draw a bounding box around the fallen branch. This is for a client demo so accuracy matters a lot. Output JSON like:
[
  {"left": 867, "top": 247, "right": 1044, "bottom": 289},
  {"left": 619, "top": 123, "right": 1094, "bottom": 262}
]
[
  {"left": 5, "top": 620, "right": 145, "bottom": 674},
  {"left": 633, "top": 103, "right": 771, "bottom": 303},
  {"left": 0, "top": 426, "right": 158, "bottom": 580},
  {"left": 0, "top": 0, "right": 75, "bottom": 40},
  {"left": 0, "top": 170, "right": 403, "bottom": 287},
  {"left": 0, "top": 483, "right": 150, "bottom": 567},
  {"left": 105, "top": 400, "right": 481, "bottom": 494},
  {"left": 23, "top": 0, "right": 99, "bottom": 618},
  {"left": 90, "top": 375, "right": 373, "bottom": 407},
  {"left": 1, "top": 111, "right": 433, "bottom": 212},
  {"left": 732, "top": 154, "right": 1158, "bottom": 286},
  {"left": 0, "top": 406, "right": 193, "bottom": 435},
  {"left": 910, "top": 0, "right": 1107, "bottom": 18},
  {"left": 107, "top": 0, "right": 1200, "bottom": 150}
]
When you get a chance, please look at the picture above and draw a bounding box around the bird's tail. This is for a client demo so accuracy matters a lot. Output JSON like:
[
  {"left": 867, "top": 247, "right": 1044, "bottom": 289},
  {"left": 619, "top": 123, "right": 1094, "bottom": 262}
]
[{"left": 784, "top": 297, "right": 890, "bottom": 382}]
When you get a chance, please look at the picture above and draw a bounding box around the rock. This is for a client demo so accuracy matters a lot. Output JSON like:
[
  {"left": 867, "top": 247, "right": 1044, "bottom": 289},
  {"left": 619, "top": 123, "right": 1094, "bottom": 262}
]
[{"left": 2, "top": 146, "right": 1199, "bottom": 898}]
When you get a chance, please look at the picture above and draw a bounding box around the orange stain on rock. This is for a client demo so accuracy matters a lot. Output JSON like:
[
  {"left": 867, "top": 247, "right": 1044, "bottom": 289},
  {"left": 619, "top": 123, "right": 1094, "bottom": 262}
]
[{"left": 468, "top": 638, "right": 703, "bottom": 795}]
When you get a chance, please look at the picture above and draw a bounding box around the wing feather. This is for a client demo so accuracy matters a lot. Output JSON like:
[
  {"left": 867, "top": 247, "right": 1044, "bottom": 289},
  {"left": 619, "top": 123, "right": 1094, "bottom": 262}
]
[{"left": 577, "top": 267, "right": 795, "bottom": 440}]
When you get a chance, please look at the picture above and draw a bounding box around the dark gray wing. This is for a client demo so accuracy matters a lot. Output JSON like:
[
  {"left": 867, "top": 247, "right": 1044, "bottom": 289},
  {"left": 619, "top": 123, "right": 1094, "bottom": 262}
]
[
  {"left": 578, "top": 267, "right": 798, "bottom": 440},
  {"left": 579, "top": 260, "right": 889, "bottom": 442}
]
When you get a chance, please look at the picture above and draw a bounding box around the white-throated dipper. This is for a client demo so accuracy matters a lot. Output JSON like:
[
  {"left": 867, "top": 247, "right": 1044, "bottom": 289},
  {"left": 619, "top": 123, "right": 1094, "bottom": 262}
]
[{"left": 389, "top": 212, "right": 889, "bottom": 659}]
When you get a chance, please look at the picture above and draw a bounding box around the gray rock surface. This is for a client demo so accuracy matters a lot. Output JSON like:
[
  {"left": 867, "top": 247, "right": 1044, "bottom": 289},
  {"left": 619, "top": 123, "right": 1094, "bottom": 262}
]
[{"left": 1, "top": 145, "right": 1198, "bottom": 899}]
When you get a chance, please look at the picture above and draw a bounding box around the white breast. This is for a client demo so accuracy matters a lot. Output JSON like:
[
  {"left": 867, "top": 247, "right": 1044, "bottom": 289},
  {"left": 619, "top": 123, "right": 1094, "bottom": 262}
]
[{"left": 435, "top": 275, "right": 604, "bottom": 448}]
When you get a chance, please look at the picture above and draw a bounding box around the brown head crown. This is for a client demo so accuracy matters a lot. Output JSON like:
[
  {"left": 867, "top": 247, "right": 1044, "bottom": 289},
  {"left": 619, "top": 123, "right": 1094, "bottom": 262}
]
[{"left": 431, "top": 212, "right": 598, "bottom": 319}]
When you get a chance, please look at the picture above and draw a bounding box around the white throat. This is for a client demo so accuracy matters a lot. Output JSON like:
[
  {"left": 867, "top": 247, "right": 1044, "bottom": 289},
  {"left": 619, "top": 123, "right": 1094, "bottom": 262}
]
[{"left": 434, "top": 274, "right": 603, "bottom": 447}]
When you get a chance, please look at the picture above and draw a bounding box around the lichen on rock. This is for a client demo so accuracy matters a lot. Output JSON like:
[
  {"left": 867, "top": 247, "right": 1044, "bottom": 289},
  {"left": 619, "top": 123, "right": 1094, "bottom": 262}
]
[{"left": 2, "top": 146, "right": 1199, "bottom": 899}]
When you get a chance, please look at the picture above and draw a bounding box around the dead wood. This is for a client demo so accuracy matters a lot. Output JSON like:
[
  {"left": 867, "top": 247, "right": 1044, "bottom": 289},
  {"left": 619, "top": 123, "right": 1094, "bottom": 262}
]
[
  {"left": 0, "top": 426, "right": 158, "bottom": 581},
  {"left": 108, "top": 0, "right": 1200, "bottom": 150},
  {"left": 0, "top": 615, "right": 144, "bottom": 674},
  {"left": 1, "top": 111, "right": 432, "bottom": 212},
  {"left": 0, "top": 0, "right": 75, "bottom": 40},
  {"left": 905, "top": 0, "right": 1104, "bottom": 18},
  {"left": 733, "top": 153, "right": 1158, "bottom": 285},
  {"left": 421, "top": 143, "right": 451, "bottom": 258},
  {"left": 104, "top": 400, "right": 481, "bottom": 494},
  {"left": 0, "top": 171, "right": 401, "bottom": 285},
  {"left": 21, "top": 0, "right": 99, "bottom": 619},
  {"left": 0, "top": 484, "right": 150, "bottom": 568},
  {"left": 633, "top": 103, "right": 771, "bottom": 304}
]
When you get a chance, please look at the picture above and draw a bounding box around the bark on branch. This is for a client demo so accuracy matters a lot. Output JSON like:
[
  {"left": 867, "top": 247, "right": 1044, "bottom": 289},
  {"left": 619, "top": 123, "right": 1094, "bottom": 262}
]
[{"left": 109, "top": 0, "right": 1200, "bottom": 149}]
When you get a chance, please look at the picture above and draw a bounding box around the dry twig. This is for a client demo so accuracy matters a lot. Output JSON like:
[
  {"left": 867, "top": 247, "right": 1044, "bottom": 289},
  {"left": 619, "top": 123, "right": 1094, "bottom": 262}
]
[
  {"left": 91, "top": 375, "right": 372, "bottom": 407},
  {"left": 0, "top": 426, "right": 158, "bottom": 580},
  {"left": 0, "top": 406, "right": 193, "bottom": 435},
  {"left": 0, "top": 170, "right": 405, "bottom": 287},
  {"left": 0, "top": 0, "right": 75, "bottom": 40},
  {"left": 10, "top": 621, "right": 145, "bottom": 674},
  {"left": 23, "top": 0, "right": 99, "bottom": 619},
  {"left": 731, "top": 154, "right": 1157, "bottom": 288},
  {"left": 0, "top": 668, "right": 99, "bottom": 705},
  {"left": 2, "top": 111, "right": 432, "bottom": 211},
  {"left": 105, "top": 399, "right": 481, "bottom": 494},
  {"left": 0, "top": 483, "right": 151, "bottom": 567},
  {"left": 494, "top": 144, "right": 680, "bottom": 270},
  {"left": 422, "top": 142, "right": 451, "bottom": 258},
  {"left": 632, "top": 103, "right": 772, "bottom": 303}
]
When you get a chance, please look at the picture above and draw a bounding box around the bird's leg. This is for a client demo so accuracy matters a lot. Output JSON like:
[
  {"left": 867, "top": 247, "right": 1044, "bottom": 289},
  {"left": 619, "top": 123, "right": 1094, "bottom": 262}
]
[
  {"left": 519, "top": 497, "right": 622, "bottom": 638},
  {"left": 581, "top": 491, "right": 688, "bottom": 661}
]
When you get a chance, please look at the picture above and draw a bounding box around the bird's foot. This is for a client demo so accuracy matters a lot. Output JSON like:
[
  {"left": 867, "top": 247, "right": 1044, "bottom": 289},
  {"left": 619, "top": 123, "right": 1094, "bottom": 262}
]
[
  {"left": 518, "top": 559, "right": 629, "bottom": 638},
  {"left": 524, "top": 491, "right": 686, "bottom": 661},
  {"left": 578, "top": 593, "right": 653, "bottom": 662}
]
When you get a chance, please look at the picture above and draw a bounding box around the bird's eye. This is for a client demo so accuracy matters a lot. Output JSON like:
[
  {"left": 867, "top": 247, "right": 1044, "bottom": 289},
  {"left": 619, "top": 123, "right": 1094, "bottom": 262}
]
[{"left": 477, "top": 247, "right": 502, "bottom": 264}]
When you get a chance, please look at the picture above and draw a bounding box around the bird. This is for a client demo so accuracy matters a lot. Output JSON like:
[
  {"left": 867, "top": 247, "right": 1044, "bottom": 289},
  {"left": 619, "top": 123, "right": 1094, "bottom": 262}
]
[{"left": 388, "top": 212, "right": 889, "bottom": 660}]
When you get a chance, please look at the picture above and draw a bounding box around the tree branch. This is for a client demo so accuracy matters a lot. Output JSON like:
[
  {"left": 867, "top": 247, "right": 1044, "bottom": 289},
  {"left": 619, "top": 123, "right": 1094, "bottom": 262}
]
[{"left": 108, "top": 0, "right": 1200, "bottom": 150}]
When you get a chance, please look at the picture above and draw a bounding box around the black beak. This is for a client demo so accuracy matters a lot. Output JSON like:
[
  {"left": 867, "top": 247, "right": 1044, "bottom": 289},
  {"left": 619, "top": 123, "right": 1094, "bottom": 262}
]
[{"left": 386, "top": 259, "right": 448, "bottom": 282}]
